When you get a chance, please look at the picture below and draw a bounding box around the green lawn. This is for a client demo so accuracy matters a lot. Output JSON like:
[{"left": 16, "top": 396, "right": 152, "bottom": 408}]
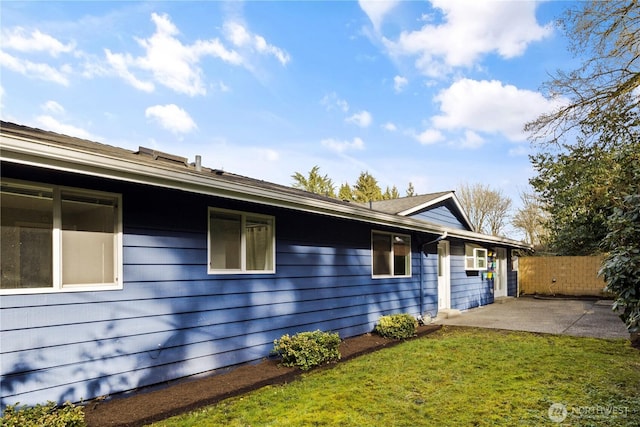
[{"left": 151, "top": 327, "right": 640, "bottom": 427}]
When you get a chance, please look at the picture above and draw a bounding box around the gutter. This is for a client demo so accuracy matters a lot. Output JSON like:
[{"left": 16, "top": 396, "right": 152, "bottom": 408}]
[{"left": 0, "top": 131, "right": 531, "bottom": 251}]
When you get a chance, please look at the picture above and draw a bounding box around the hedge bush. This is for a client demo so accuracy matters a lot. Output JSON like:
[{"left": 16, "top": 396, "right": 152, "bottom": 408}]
[
  {"left": 1, "top": 401, "right": 85, "bottom": 427},
  {"left": 374, "top": 313, "right": 418, "bottom": 339},
  {"left": 273, "top": 330, "right": 341, "bottom": 370}
]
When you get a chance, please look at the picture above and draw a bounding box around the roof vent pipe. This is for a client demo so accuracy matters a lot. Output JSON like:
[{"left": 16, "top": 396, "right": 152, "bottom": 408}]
[{"left": 195, "top": 155, "right": 202, "bottom": 172}]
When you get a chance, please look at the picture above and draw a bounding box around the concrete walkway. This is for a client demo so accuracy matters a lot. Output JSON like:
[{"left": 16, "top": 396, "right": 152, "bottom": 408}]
[{"left": 434, "top": 296, "right": 630, "bottom": 339}]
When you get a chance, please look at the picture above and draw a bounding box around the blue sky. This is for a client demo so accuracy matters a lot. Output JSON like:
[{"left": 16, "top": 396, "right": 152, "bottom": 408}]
[{"left": 1, "top": 1, "right": 575, "bottom": 212}]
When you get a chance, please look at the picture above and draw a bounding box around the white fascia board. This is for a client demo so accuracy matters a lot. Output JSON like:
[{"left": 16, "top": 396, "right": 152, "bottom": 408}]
[
  {"left": 1, "top": 134, "right": 530, "bottom": 250},
  {"left": 440, "top": 227, "right": 530, "bottom": 249},
  {"left": 397, "top": 193, "right": 452, "bottom": 216}
]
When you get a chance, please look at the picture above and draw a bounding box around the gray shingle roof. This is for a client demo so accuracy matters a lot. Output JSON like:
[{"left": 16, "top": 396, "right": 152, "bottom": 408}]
[
  {"left": 0, "top": 120, "right": 355, "bottom": 208},
  {"left": 368, "top": 192, "right": 453, "bottom": 214}
]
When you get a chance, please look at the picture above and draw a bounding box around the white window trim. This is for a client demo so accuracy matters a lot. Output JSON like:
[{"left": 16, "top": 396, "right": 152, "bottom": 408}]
[
  {"left": 465, "top": 244, "right": 488, "bottom": 271},
  {"left": 1, "top": 179, "right": 123, "bottom": 295},
  {"left": 207, "top": 207, "right": 276, "bottom": 275},
  {"left": 371, "top": 230, "right": 412, "bottom": 278}
]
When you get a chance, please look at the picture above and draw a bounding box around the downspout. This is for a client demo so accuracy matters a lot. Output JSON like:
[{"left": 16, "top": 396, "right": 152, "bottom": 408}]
[
  {"left": 516, "top": 256, "right": 520, "bottom": 298},
  {"left": 419, "top": 231, "right": 448, "bottom": 319},
  {"left": 419, "top": 240, "right": 424, "bottom": 317}
]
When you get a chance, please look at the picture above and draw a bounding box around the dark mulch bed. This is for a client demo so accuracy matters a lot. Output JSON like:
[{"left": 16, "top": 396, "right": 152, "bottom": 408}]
[{"left": 84, "top": 325, "right": 441, "bottom": 427}]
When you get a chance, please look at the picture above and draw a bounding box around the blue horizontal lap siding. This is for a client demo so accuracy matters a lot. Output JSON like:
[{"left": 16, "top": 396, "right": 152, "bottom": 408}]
[
  {"left": 0, "top": 171, "right": 426, "bottom": 407},
  {"left": 421, "top": 251, "right": 439, "bottom": 318},
  {"left": 448, "top": 242, "right": 493, "bottom": 311},
  {"left": 409, "top": 204, "right": 467, "bottom": 230},
  {"left": 507, "top": 271, "right": 518, "bottom": 296}
]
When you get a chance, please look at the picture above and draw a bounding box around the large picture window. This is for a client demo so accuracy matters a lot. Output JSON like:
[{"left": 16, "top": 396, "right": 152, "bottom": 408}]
[
  {"left": 1, "top": 180, "right": 122, "bottom": 294},
  {"left": 208, "top": 208, "right": 275, "bottom": 274},
  {"left": 372, "top": 231, "right": 411, "bottom": 277}
]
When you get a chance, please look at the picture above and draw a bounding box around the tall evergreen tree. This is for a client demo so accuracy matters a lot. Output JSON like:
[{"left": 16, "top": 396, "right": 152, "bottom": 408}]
[
  {"left": 291, "top": 166, "right": 336, "bottom": 197},
  {"left": 353, "top": 171, "right": 383, "bottom": 203},
  {"left": 406, "top": 182, "right": 416, "bottom": 197},
  {"left": 338, "top": 182, "right": 354, "bottom": 201}
]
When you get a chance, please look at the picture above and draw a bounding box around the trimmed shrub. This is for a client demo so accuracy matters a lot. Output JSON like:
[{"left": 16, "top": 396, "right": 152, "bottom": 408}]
[
  {"left": 273, "top": 330, "right": 341, "bottom": 370},
  {"left": 374, "top": 313, "right": 418, "bottom": 339},
  {"left": 1, "top": 401, "right": 85, "bottom": 427}
]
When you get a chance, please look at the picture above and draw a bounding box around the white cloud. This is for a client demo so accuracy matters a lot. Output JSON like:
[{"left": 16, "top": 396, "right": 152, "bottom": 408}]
[
  {"left": 321, "top": 92, "right": 349, "bottom": 112},
  {"left": 393, "top": 75, "right": 408, "bottom": 92},
  {"left": 106, "top": 12, "right": 242, "bottom": 96},
  {"left": 383, "top": 122, "right": 397, "bottom": 131},
  {"left": 459, "top": 130, "right": 485, "bottom": 148},
  {"left": 321, "top": 137, "right": 365, "bottom": 153},
  {"left": 359, "top": 0, "right": 400, "bottom": 32},
  {"left": 104, "top": 49, "right": 155, "bottom": 92},
  {"left": 35, "top": 115, "right": 94, "bottom": 140},
  {"left": 382, "top": 0, "right": 552, "bottom": 77},
  {"left": 0, "top": 51, "right": 70, "bottom": 85},
  {"left": 145, "top": 104, "right": 197, "bottom": 134},
  {"left": 224, "top": 21, "right": 290, "bottom": 66},
  {"left": 346, "top": 110, "right": 373, "bottom": 128},
  {"left": 1, "top": 28, "right": 75, "bottom": 57},
  {"left": 432, "top": 78, "right": 565, "bottom": 141},
  {"left": 41, "top": 100, "right": 65, "bottom": 114},
  {"left": 414, "top": 128, "right": 444, "bottom": 145}
]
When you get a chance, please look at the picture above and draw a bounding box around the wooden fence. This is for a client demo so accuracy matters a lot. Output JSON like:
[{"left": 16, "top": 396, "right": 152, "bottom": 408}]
[{"left": 518, "top": 256, "right": 609, "bottom": 297}]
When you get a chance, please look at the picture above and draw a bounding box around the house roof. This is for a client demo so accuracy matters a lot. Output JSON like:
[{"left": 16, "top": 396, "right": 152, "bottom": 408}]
[
  {"left": 368, "top": 192, "right": 452, "bottom": 214},
  {"left": 368, "top": 192, "right": 475, "bottom": 231},
  {"left": 0, "top": 121, "right": 530, "bottom": 249}
]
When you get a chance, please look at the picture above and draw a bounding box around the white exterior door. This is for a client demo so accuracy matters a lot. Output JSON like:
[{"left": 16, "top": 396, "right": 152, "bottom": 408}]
[
  {"left": 494, "top": 248, "right": 508, "bottom": 298},
  {"left": 437, "top": 240, "right": 450, "bottom": 310}
]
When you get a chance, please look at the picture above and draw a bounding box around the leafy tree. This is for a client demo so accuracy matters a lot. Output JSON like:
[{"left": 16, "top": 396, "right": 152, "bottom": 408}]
[
  {"left": 526, "top": 0, "right": 640, "bottom": 255},
  {"left": 383, "top": 185, "right": 400, "bottom": 200},
  {"left": 406, "top": 182, "right": 416, "bottom": 197},
  {"left": 511, "top": 189, "right": 549, "bottom": 250},
  {"left": 525, "top": 0, "right": 640, "bottom": 146},
  {"left": 392, "top": 186, "right": 400, "bottom": 199},
  {"left": 457, "top": 183, "right": 512, "bottom": 236},
  {"left": 291, "top": 165, "right": 336, "bottom": 197},
  {"left": 338, "top": 182, "right": 354, "bottom": 201},
  {"left": 353, "top": 171, "right": 383, "bottom": 203},
  {"left": 599, "top": 144, "right": 640, "bottom": 334},
  {"left": 526, "top": 0, "right": 640, "bottom": 332},
  {"left": 530, "top": 141, "right": 619, "bottom": 254}
]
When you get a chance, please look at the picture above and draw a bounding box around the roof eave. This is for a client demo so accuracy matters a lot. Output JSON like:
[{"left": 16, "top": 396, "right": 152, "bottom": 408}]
[{"left": 0, "top": 133, "right": 530, "bottom": 250}]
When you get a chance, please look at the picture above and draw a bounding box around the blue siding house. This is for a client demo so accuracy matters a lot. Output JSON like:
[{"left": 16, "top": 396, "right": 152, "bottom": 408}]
[{"left": 0, "top": 121, "right": 529, "bottom": 408}]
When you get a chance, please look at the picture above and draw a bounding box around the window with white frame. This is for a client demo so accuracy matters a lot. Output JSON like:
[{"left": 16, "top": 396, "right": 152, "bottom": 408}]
[
  {"left": 465, "top": 244, "right": 488, "bottom": 270},
  {"left": 208, "top": 208, "right": 275, "bottom": 274},
  {"left": 1, "top": 179, "right": 122, "bottom": 293},
  {"left": 372, "top": 231, "right": 411, "bottom": 277}
]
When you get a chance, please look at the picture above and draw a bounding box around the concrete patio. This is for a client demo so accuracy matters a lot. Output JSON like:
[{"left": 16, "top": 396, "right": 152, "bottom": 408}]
[{"left": 434, "top": 296, "right": 630, "bottom": 339}]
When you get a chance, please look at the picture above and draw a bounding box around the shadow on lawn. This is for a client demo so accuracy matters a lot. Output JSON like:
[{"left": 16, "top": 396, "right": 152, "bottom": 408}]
[{"left": 83, "top": 324, "right": 442, "bottom": 427}]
